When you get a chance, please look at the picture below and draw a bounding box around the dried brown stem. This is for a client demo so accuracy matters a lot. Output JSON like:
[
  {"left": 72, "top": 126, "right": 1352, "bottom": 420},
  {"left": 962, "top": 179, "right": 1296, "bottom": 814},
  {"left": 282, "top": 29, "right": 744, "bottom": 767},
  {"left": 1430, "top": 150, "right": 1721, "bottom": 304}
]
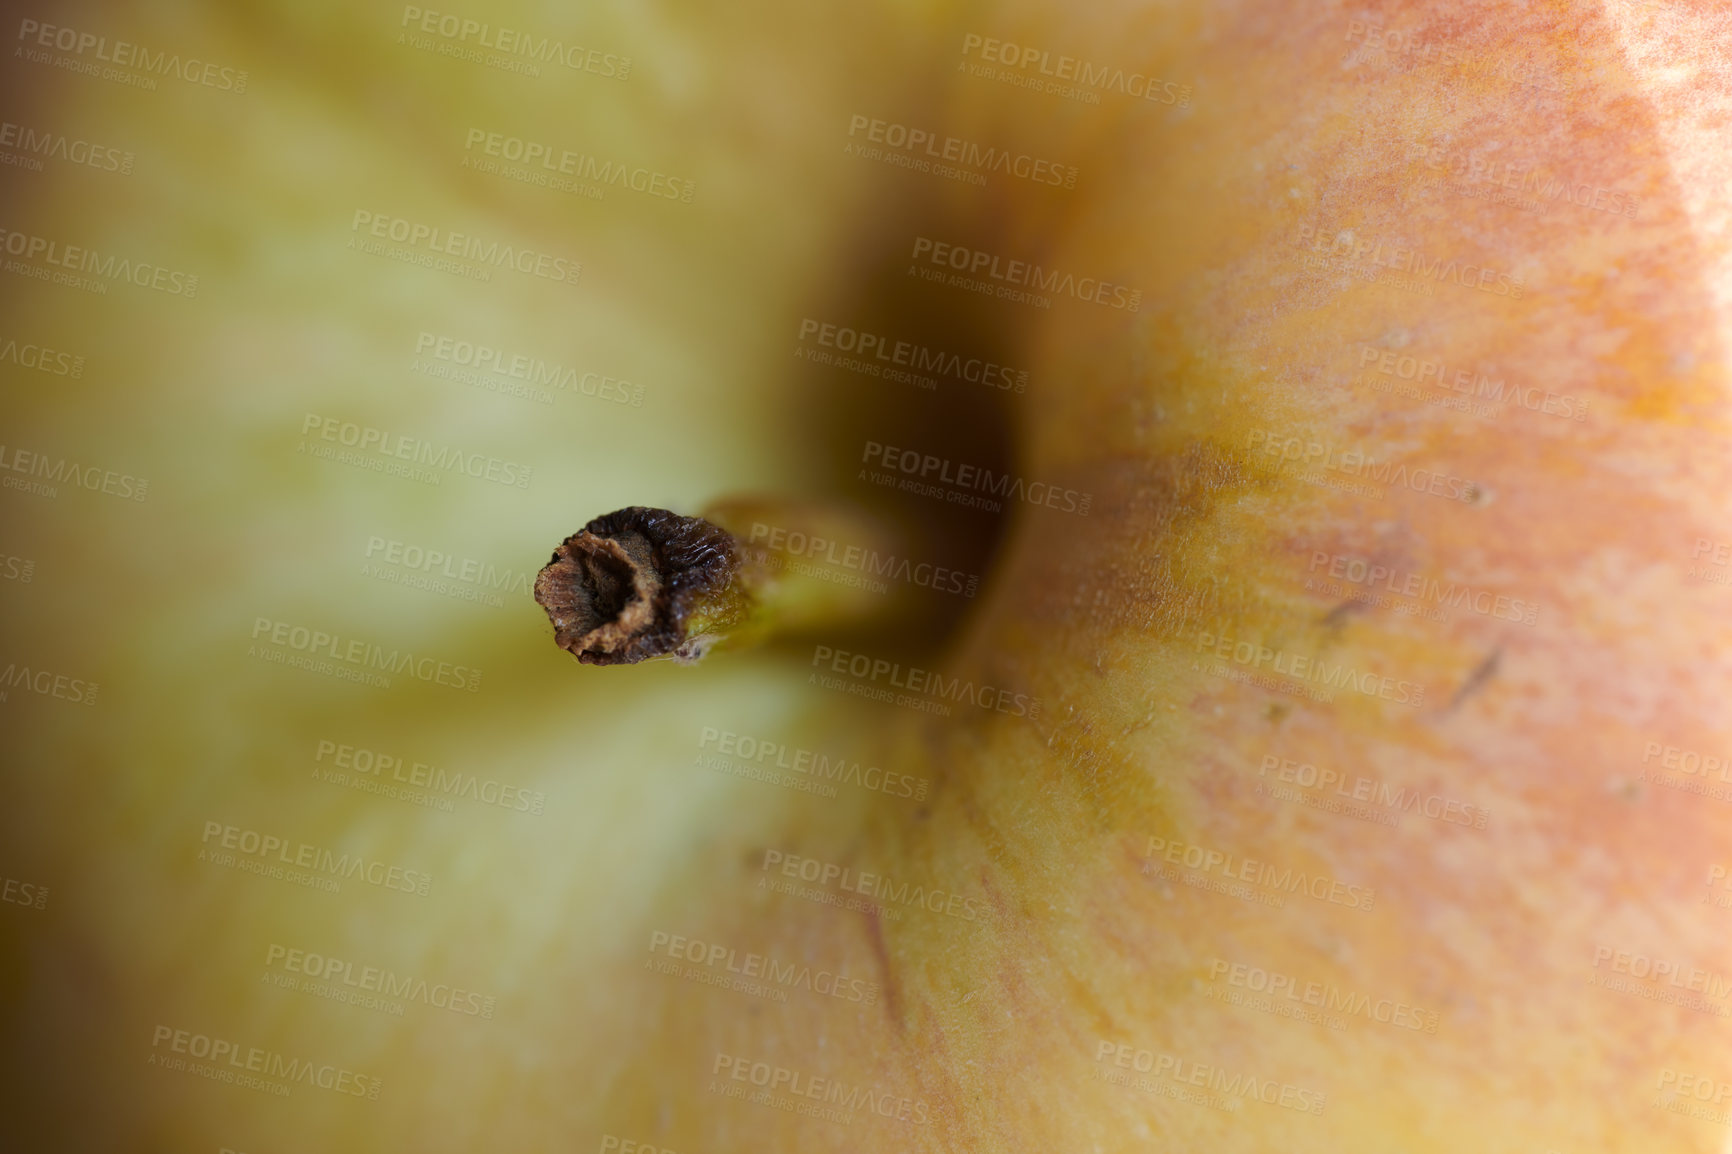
[{"left": 533, "top": 507, "right": 745, "bottom": 666}]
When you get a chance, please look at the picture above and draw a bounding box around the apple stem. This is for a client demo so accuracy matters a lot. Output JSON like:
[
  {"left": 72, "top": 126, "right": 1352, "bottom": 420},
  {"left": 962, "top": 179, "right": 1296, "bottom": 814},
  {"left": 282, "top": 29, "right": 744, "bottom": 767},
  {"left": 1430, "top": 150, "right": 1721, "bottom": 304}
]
[
  {"left": 533, "top": 506, "right": 750, "bottom": 666},
  {"left": 533, "top": 499, "right": 902, "bottom": 667}
]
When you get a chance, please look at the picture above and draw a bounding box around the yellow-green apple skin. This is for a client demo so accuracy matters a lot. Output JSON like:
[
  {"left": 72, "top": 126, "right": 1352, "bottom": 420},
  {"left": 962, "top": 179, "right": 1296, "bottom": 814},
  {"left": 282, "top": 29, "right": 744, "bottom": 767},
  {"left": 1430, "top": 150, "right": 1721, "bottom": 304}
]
[{"left": 2, "top": 0, "right": 1730, "bottom": 1152}]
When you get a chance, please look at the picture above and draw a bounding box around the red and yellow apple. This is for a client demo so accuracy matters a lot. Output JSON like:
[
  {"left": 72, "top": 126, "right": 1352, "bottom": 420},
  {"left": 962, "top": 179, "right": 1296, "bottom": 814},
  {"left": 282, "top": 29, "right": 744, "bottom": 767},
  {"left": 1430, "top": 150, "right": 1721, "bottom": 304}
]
[{"left": 2, "top": 0, "right": 1731, "bottom": 1151}]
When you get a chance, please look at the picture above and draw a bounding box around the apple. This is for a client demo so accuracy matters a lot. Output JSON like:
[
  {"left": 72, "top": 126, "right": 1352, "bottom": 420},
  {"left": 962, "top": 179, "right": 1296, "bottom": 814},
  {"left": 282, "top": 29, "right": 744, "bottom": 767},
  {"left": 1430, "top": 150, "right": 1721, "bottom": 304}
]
[{"left": 3, "top": 0, "right": 1731, "bottom": 1152}]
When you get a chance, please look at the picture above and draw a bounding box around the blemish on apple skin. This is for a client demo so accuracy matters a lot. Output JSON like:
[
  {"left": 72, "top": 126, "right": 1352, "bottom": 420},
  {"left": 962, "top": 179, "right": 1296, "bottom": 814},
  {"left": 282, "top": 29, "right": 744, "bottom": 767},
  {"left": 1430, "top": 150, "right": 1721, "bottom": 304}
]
[
  {"left": 861, "top": 903, "right": 905, "bottom": 1032},
  {"left": 1604, "top": 776, "right": 1643, "bottom": 803},
  {"left": 1320, "top": 599, "right": 1368, "bottom": 630},
  {"left": 1445, "top": 648, "right": 1501, "bottom": 712}
]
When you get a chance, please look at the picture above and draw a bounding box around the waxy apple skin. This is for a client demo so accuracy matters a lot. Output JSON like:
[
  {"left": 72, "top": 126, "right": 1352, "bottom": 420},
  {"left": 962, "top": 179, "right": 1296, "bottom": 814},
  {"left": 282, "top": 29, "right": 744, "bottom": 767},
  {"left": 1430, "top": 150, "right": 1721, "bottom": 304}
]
[
  {"left": 585, "top": 3, "right": 1732, "bottom": 1153},
  {"left": 4, "top": 0, "right": 1732, "bottom": 1151}
]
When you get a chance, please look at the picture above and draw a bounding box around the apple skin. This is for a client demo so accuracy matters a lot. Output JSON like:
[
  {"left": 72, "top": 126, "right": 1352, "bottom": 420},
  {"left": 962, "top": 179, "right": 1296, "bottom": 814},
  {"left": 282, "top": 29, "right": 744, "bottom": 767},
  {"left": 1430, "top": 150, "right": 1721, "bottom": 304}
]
[
  {"left": 585, "top": 4, "right": 1732, "bottom": 1153},
  {"left": 4, "top": 0, "right": 1732, "bottom": 1152}
]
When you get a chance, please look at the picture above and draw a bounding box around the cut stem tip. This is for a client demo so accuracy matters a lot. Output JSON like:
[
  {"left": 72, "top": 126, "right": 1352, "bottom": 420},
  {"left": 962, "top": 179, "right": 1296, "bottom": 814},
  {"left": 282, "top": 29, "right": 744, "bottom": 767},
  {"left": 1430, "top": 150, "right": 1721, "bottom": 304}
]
[{"left": 534, "top": 506, "right": 745, "bottom": 666}]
